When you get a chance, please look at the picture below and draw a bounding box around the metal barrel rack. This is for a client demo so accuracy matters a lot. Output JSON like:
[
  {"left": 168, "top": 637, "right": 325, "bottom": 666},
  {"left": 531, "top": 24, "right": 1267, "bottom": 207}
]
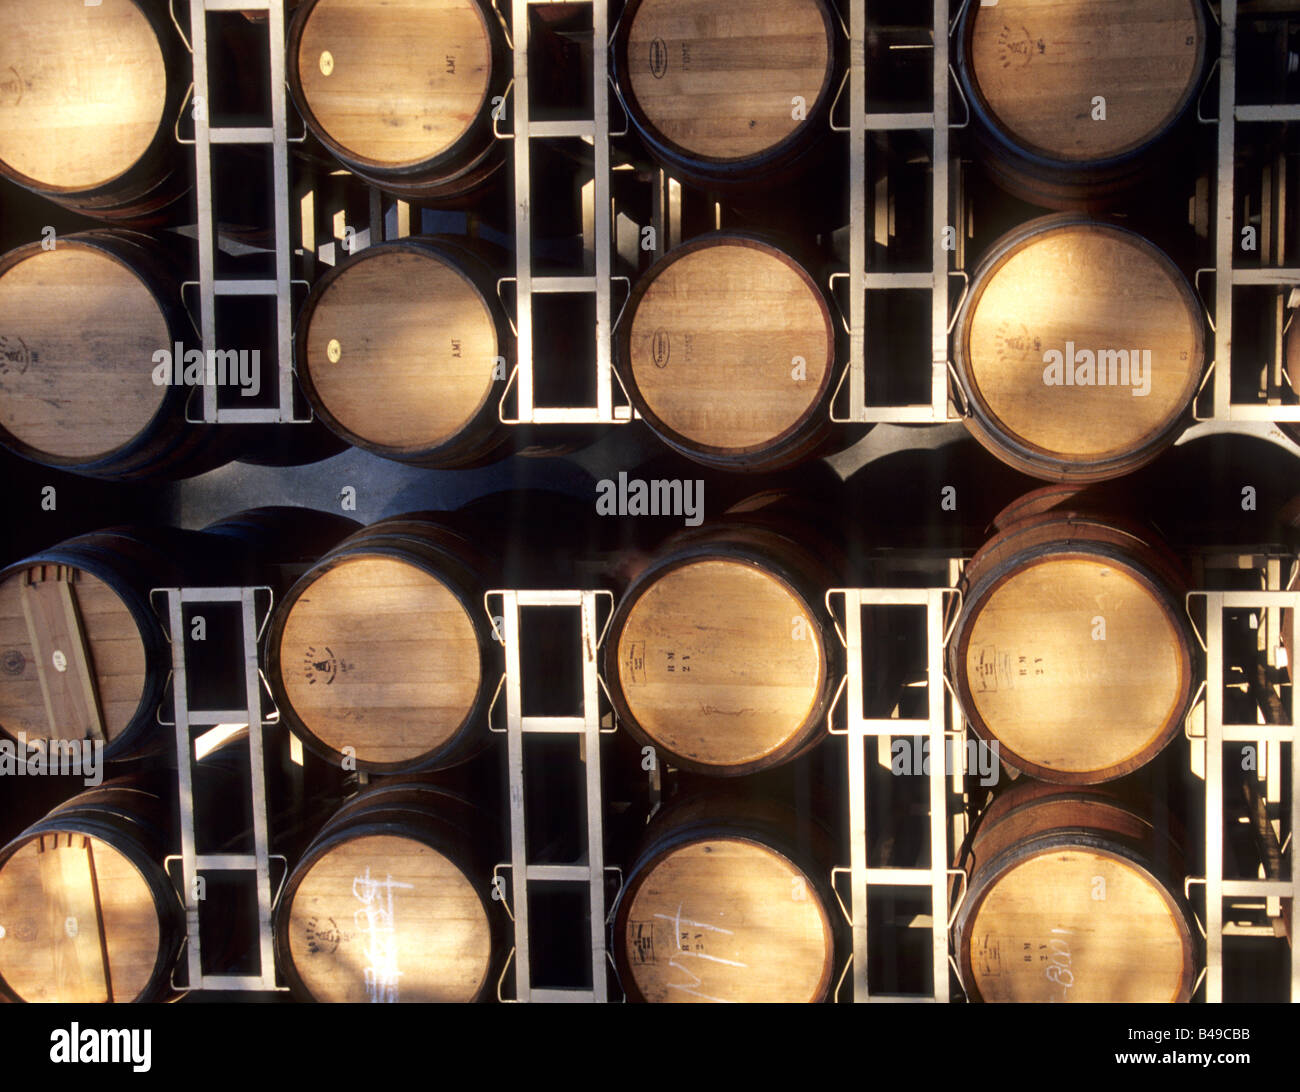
[
  {"left": 1196, "top": 0, "right": 1300, "bottom": 437},
  {"left": 830, "top": 0, "right": 962, "bottom": 426},
  {"left": 485, "top": 588, "right": 621, "bottom": 1002},
  {"left": 152, "top": 583, "right": 283, "bottom": 992},
  {"left": 825, "top": 581, "right": 967, "bottom": 1002},
  {"left": 1185, "top": 549, "right": 1299, "bottom": 1002},
  {"left": 176, "top": 0, "right": 304, "bottom": 425}
]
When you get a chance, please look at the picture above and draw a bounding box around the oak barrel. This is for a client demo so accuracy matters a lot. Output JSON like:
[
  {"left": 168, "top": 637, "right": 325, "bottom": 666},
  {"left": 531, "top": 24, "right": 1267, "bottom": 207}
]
[
  {"left": 612, "top": 792, "right": 839, "bottom": 1003},
  {"left": 294, "top": 238, "right": 514, "bottom": 468},
  {"left": 952, "top": 780, "right": 1199, "bottom": 1003},
  {"left": 955, "top": 0, "right": 1208, "bottom": 208},
  {"left": 948, "top": 496, "right": 1198, "bottom": 783},
  {"left": 0, "top": 231, "right": 230, "bottom": 481},
  {"left": 604, "top": 514, "right": 841, "bottom": 777},
  {"left": 617, "top": 233, "right": 837, "bottom": 472},
  {"left": 0, "top": 529, "right": 193, "bottom": 762},
  {"left": 952, "top": 215, "right": 1206, "bottom": 482},
  {"left": 274, "top": 780, "right": 504, "bottom": 1003},
  {"left": 0, "top": 0, "right": 189, "bottom": 223},
  {"left": 265, "top": 515, "right": 498, "bottom": 774},
  {"left": 0, "top": 779, "right": 184, "bottom": 1003},
  {"left": 286, "top": 0, "right": 511, "bottom": 202},
  {"left": 612, "top": 0, "right": 841, "bottom": 192}
]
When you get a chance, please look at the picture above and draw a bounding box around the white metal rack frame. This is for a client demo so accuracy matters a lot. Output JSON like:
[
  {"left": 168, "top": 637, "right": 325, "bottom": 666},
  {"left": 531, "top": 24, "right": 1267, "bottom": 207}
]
[
  {"left": 1197, "top": 0, "right": 1300, "bottom": 427},
  {"left": 484, "top": 588, "right": 619, "bottom": 1002},
  {"left": 1185, "top": 572, "right": 1299, "bottom": 1002},
  {"left": 153, "top": 585, "right": 283, "bottom": 992},
  {"left": 493, "top": 0, "right": 634, "bottom": 427},
  {"left": 829, "top": 0, "right": 961, "bottom": 425},
  {"left": 824, "top": 585, "right": 967, "bottom": 1002},
  {"left": 161, "top": 0, "right": 1300, "bottom": 442},
  {"left": 173, "top": 0, "right": 304, "bottom": 425},
  {"left": 827, "top": 551, "right": 1300, "bottom": 1004}
]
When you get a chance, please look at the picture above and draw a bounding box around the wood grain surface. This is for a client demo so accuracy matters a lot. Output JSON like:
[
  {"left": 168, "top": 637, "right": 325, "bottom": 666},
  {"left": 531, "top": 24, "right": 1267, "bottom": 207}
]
[
  {"left": 621, "top": 837, "right": 833, "bottom": 1003},
  {"left": 0, "top": 0, "right": 167, "bottom": 188},
  {"left": 0, "top": 833, "right": 160, "bottom": 1003},
  {"left": 962, "top": 222, "right": 1202, "bottom": 463},
  {"left": 627, "top": 239, "right": 832, "bottom": 450},
  {"left": 623, "top": 0, "right": 832, "bottom": 160},
  {"left": 967, "top": 0, "right": 1203, "bottom": 161},
  {"left": 286, "top": 833, "right": 491, "bottom": 1003},
  {"left": 295, "top": 0, "right": 494, "bottom": 167},
  {"left": 616, "top": 558, "right": 823, "bottom": 769},
  {"left": 965, "top": 847, "right": 1189, "bottom": 1002},
  {"left": 302, "top": 248, "right": 498, "bottom": 450},
  {"left": 0, "top": 566, "right": 146, "bottom": 745},
  {"left": 0, "top": 244, "right": 170, "bottom": 461},
  {"left": 277, "top": 555, "right": 481, "bottom": 765},
  {"left": 962, "top": 556, "right": 1186, "bottom": 777}
]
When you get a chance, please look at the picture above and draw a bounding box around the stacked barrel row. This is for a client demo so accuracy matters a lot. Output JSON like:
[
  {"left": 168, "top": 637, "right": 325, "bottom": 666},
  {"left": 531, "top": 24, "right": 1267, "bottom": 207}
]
[
  {"left": 2, "top": 1, "right": 1292, "bottom": 481},
  {"left": 0, "top": 479, "right": 1261, "bottom": 1001}
]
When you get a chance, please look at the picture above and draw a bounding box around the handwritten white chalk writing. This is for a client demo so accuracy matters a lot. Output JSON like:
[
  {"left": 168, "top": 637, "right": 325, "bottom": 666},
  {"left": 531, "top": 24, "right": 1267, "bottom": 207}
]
[
  {"left": 353, "top": 868, "right": 414, "bottom": 1003},
  {"left": 653, "top": 904, "right": 746, "bottom": 1003},
  {"left": 1046, "top": 928, "right": 1074, "bottom": 1002}
]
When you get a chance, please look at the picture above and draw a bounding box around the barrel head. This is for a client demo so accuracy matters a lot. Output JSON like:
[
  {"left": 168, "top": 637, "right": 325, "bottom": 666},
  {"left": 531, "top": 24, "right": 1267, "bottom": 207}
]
[
  {"left": 293, "top": 0, "right": 494, "bottom": 168},
  {"left": 964, "top": 0, "right": 1204, "bottom": 163},
  {"left": 299, "top": 245, "right": 499, "bottom": 456},
  {"left": 0, "top": 831, "right": 161, "bottom": 1003},
  {"left": 284, "top": 833, "right": 492, "bottom": 1003},
  {"left": 619, "top": 836, "right": 834, "bottom": 1003},
  {"left": 0, "top": 0, "right": 167, "bottom": 190},
  {"left": 275, "top": 554, "right": 483, "bottom": 768},
  {"left": 624, "top": 237, "right": 833, "bottom": 463}
]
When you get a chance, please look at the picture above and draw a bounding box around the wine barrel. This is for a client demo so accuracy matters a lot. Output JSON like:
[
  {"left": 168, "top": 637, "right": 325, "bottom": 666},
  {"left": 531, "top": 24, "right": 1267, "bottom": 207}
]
[
  {"left": 612, "top": 0, "right": 841, "bottom": 192},
  {"left": 265, "top": 515, "right": 499, "bottom": 774},
  {"left": 275, "top": 780, "right": 504, "bottom": 1003},
  {"left": 0, "top": 231, "right": 231, "bottom": 481},
  {"left": 294, "top": 238, "right": 514, "bottom": 468},
  {"left": 604, "top": 516, "right": 841, "bottom": 777},
  {"left": 612, "top": 792, "right": 839, "bottom": 1003},
  {"left": 0, "top": 529, "right": 192, "bottom": 762},
  {"left": 286, "top": 0, "right": 510, "bottom": 203},
  {"left": 952, "top": 215, "right": 1206, "bottom": 482},
  {"left": 0, "top": 779, "right": 184, "bottom": 1003},
  {"left": 955, "top": 0, "right": 1208, "bottom": 208},
  {"left": 0, "top": 0, "right": 189, "bottom": 223},
  {"left": 948, "top": 498, "right": 1198, "bottom": 783},
  {"left": 616, "top": 234, "right": 837, "bottom": 472},
  {"left": 952, "top": 780, "right": 1199, "bottom": 1003}
]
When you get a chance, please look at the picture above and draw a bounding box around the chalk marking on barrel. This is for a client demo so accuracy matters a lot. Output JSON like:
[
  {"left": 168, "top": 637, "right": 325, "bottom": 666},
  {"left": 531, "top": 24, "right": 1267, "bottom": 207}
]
[
  {"left": 353, "top": 868, "right": 413, "bottom": 1003},
  {"left": 654, "top": 905, "right": 745, "bottom": 1002}
]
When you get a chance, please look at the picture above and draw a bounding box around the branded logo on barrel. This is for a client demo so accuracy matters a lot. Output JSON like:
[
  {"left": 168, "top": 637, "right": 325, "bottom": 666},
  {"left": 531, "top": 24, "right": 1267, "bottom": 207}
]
[
  {"left": 651, "top": 329, "right": 670, "bottom": 369},
  {"left": 303, "top": 645, "right": 351, "bottom": 686},
  {"left": 648, "top": 38, "right": 668, "bottom": 78},
  {"left": 0, "top": 334, "right": 33, "bottom": 376}
]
